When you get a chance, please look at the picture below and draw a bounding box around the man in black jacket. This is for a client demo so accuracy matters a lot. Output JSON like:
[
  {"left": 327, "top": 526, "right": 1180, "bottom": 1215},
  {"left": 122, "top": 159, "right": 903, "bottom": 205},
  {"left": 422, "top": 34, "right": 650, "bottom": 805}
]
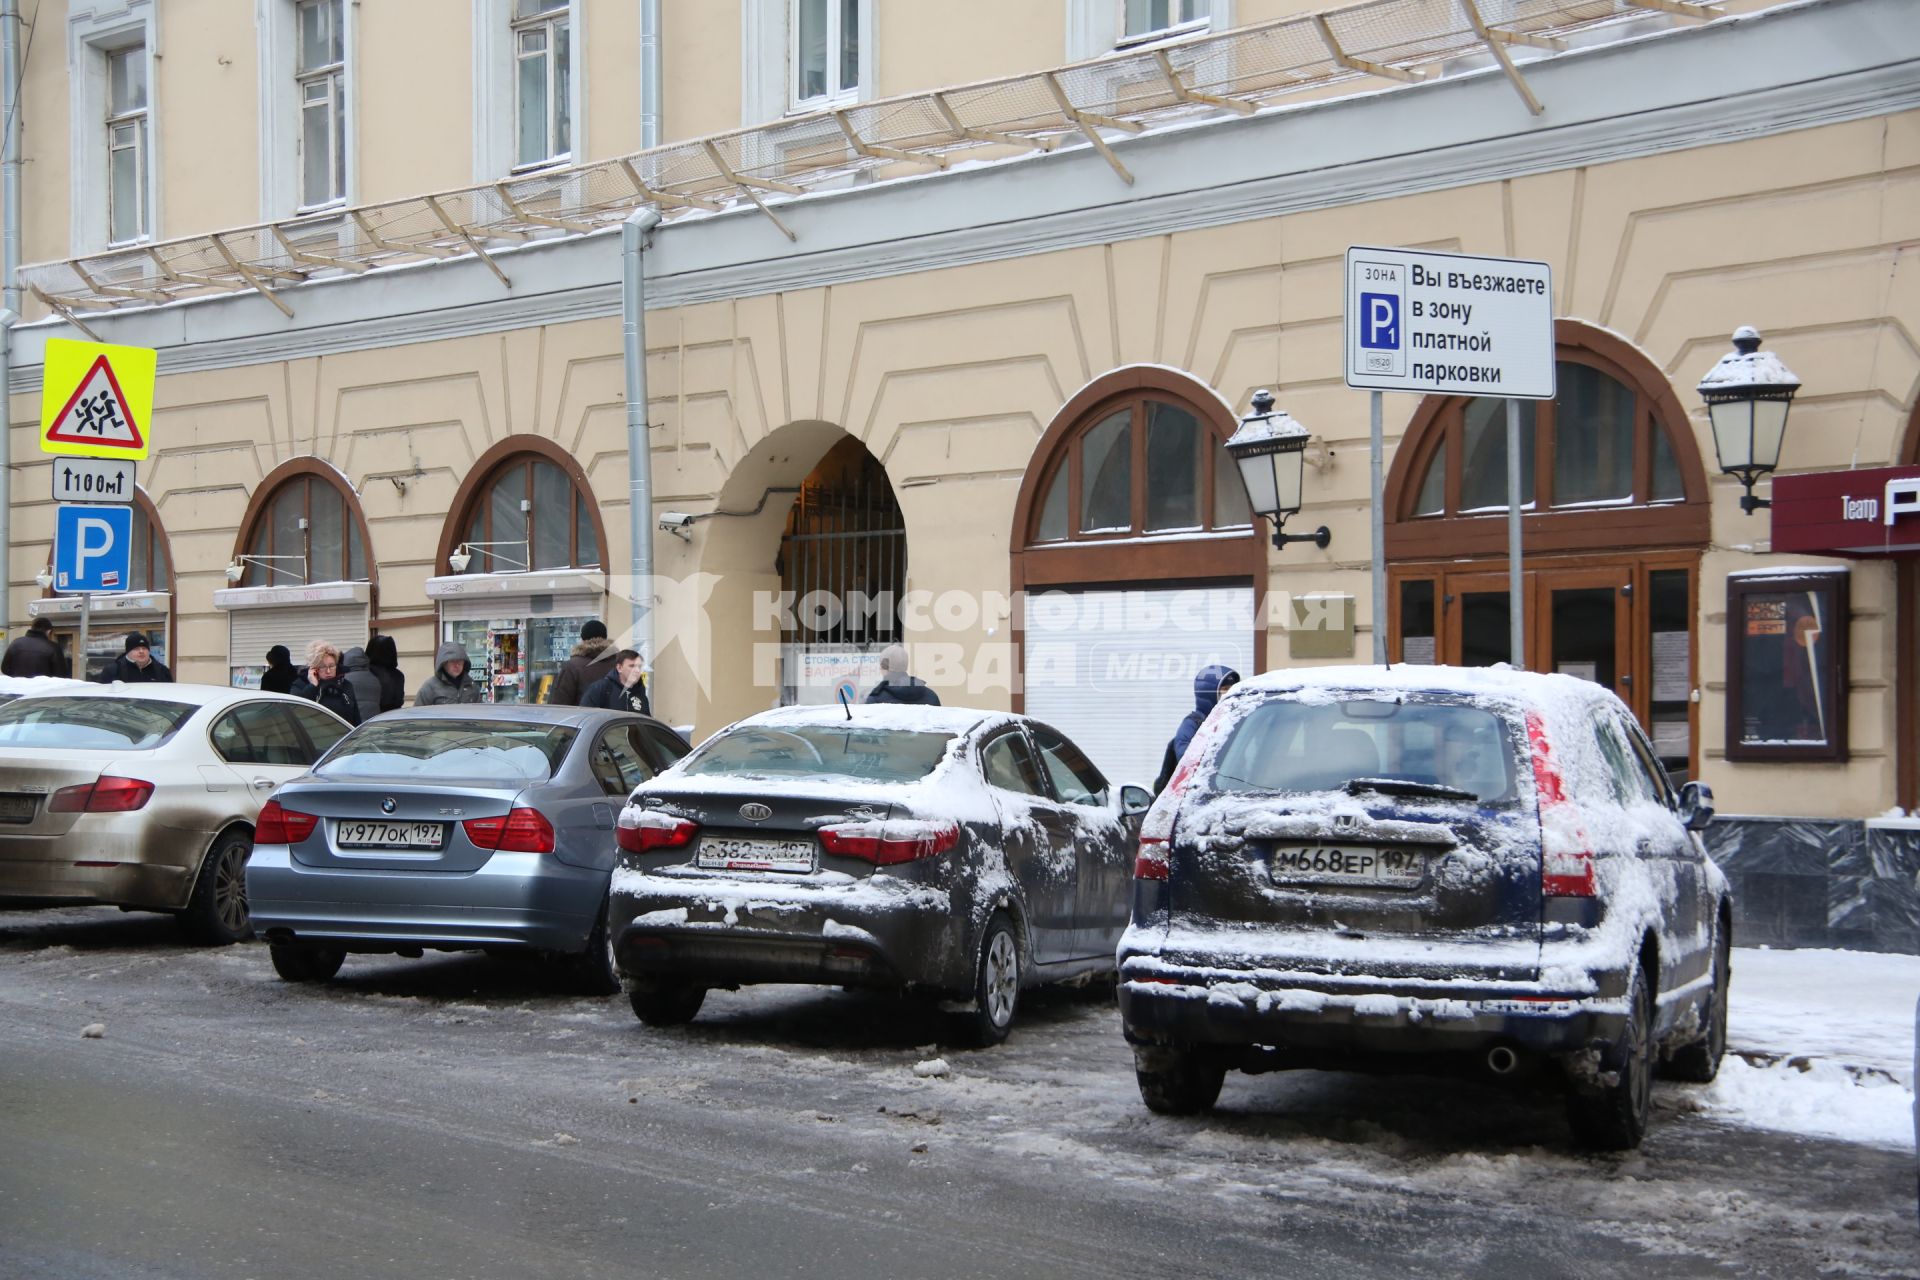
[
  {"left": 864, "top": 644, "right": 939, "bottom": 706},
  {"left": 581, "top": 649, "right": 651, "bottom": 716},
  {"left": 548, "top": 619, "right": 617, "bottom": 706},
  {"left": 2, "top": 617, "right": 69, "bottom": 678},
  {"left": 96, "top": 632, "right": 173, "bottom": 684}
]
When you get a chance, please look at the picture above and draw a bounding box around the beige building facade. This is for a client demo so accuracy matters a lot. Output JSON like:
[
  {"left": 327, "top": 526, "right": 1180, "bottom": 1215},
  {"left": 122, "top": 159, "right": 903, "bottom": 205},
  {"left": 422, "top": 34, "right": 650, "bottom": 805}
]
[{"left": 4, "top": 0, "right": 1918, "bottom": 945}]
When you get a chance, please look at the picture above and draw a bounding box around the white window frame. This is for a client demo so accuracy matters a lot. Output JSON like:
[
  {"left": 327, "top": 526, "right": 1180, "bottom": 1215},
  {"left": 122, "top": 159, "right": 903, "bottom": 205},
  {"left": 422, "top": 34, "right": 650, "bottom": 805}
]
[
  {"left": 68, "top": 2, "right": 158, "bottom": 254},
  {"left": 512, "top": 0, "right": 571, "bottom": 169},
  {"left": 257, "top": 0, "right": 357, "bottom": 219},
  {"left": 1065, "top": 0, "right": 1230, "bottom": 60},
  {"left": 474, "top": 0, "right": 585, "bottom": 181},
  {"left": 295, "top": 0, "right": 346, "bottom": 209},
  {"left": 788, "top": 0, "right": 860, "bottom": 112},
  {"left": 741, "top": 0, "right": 874, "bottom": 127},
  {"left": 105, "top": 46, "right": 149, "bottom": 245}
]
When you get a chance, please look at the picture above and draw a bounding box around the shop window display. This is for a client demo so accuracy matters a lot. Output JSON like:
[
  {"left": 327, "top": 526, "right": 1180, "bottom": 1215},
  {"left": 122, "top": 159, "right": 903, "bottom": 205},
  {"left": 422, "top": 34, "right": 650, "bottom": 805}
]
[
  {"left": 1726, "top": 569, "right": 1849, "bottom": 762},
  {"left": 445, "top": 614, "right": 595, "bottom": 704}
]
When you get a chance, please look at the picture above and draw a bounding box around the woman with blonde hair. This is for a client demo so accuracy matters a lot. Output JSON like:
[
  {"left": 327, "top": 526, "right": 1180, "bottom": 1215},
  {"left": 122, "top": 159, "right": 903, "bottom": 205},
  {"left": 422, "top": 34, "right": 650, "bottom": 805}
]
[{"left": 290, "top": 639, "right": 362, "bottom": 725}]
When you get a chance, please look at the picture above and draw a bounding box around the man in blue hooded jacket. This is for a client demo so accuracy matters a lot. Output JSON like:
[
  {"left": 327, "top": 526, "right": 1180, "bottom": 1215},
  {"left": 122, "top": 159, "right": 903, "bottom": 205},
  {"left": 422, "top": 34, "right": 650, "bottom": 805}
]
[{"left": 1153, "top": 663, "right": 1240, "bottom": 794}]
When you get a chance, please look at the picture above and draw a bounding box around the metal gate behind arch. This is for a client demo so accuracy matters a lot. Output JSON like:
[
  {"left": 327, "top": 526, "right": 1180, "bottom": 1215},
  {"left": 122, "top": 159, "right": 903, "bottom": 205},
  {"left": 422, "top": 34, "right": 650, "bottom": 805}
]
[{"left": 776, "top": 442, "right": 906, "bottom": 705}]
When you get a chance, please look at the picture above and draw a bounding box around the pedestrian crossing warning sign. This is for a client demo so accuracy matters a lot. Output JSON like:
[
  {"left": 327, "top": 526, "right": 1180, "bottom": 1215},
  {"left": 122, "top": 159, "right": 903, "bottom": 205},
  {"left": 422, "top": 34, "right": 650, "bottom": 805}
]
[{"left": 39, "top": 338, "right": 156, "bottom": 460}]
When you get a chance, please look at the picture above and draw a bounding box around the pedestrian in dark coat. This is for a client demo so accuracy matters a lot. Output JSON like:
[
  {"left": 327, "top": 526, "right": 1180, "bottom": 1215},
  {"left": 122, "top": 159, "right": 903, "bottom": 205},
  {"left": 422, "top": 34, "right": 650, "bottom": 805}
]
[
  {"left": 260, "top": 645, "right": 298, "bottom": 694},
  {"left": 547, "top": 619, "right": 616, "bottom": 706},
  {"left": 415, "top": 641, "right": 482, "bottom": 706},
  {"left": 2, "top": 617, "right": 69, "bottom": 678},
  {"left": 95, "top": 632, "right": 174, "bottom": 684},
  {"left": 1152, "top": 663, "right": 1239, "bottom": 793},
  {"left": 340, "top": 647, "right": 384, "bottom": 721},
  {"left": 365, "top": 634, "right": 406, "bottom": 712},
  {"left": 580, "top": 649, "right": 652, "bottom": 716},
  {"left": 864, "top": 644, "right": 940, "bottom": 706},
  {"left": 291, "top": 640, "right": 361, "bottom": 725}
]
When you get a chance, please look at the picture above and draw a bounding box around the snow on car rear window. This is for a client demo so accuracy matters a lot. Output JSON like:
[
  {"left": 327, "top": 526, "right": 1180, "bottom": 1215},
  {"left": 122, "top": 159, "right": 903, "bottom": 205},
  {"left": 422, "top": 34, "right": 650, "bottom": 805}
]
[
  {"left": 0, "top": 696, "right": 196, "bottom": 750},
  {"left": 679, "top": 726, "right": 954, "bottom": 785},
  {"left": 317, "top": 721, "right": 576, "bottom": 783},
  {"left": 1211, "top": 696, "right": 1518, "bottom": 803}
]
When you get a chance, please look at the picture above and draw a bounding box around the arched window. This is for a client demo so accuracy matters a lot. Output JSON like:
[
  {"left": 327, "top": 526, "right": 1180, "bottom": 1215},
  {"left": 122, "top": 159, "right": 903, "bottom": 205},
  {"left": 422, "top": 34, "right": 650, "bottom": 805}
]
[
  {"left": 1027, "top": 394, "right": 1251, "bottom": 544},
  {"left": 235, "top": 462, "right": 371, "bottom": 587},
  {"left": 450, "top": 447, "right": 602, "bottom": 574},
  {"left": 128, "top": 495, "right": 173, "bottom": 594}
]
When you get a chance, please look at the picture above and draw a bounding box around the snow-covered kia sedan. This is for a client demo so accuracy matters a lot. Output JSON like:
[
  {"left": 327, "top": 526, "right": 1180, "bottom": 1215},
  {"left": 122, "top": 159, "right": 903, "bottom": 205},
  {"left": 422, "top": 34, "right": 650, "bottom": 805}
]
[
  {"left": 608, "top": 705, "right": 1148, "bottom": 1044},
  {"left": 1118, "top": 665, "right": 1730, "bottom": 1151},
  {"left": 247, "top": 706, "right": 688, "bottom": 988},
  {"left": 0, "top": 684, "right": 351, "bottom": 943}
]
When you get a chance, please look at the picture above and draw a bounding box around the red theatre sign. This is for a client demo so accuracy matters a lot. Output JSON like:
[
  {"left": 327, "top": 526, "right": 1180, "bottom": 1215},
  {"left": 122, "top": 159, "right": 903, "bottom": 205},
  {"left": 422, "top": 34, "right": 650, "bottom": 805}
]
[{"left": 1770, "top": 466, "right": 1920, "bottom": 558}]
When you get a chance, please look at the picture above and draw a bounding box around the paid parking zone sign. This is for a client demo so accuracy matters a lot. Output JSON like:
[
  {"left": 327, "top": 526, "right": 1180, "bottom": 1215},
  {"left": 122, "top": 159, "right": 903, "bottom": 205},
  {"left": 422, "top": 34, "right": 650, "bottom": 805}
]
[
  {"left": 53, "top": 503, "right": 133, "bottom": 593},
  {"left": 1345, "top": 247, "right": 1556, "bottom": 400},
  {"left": 39, "top": 338, "right": 156, "bottom": 459}
]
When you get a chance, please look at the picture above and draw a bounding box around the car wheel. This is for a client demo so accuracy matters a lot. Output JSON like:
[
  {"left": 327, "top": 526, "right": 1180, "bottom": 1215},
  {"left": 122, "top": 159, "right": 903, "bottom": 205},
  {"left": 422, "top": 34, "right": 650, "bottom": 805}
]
[
  {"left": 1133, "top": 1043, "right": 1227, "bottom": 1115},
  {"left": 1567, "top": 962, "right": 1654, "bottom": 1151},
  {"left": 178, "top": 831, "right": 253, "bottom": 946},
  {"left": 1663, "top": 926, "right": 1730, "bottom": 1084},
  {"left": 572, "top": 903, "right": 622, "bottom": 997},
  {"left": 270, "top": 941, "right": 346, "bottom": 983},
  {"left": 627, "top": 981, "right": 706, "bottom": 1026},
  {"left": 955, "top": 913, "right": 1020, "bottom": 1048}
]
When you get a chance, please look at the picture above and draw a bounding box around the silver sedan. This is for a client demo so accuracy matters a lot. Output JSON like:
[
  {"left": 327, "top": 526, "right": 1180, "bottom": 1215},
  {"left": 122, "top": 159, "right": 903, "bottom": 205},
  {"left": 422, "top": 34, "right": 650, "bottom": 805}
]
[{"left": 0, "top": 684, "right": 352, "bottom": 943}]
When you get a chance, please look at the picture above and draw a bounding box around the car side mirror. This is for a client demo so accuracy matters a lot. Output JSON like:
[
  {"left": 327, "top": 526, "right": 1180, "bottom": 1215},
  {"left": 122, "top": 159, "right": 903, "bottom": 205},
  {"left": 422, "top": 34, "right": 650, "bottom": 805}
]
[
  {"left": 1120, "top": 784, "right": 1152, "bottom": 817},
  {"left": 1678, "top": 780, "right": 1715, "bottom": 832}
]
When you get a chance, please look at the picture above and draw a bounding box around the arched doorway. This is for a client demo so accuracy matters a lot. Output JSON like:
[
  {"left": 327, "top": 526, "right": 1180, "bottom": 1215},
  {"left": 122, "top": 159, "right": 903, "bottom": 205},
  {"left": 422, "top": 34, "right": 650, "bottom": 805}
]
[
  {"left": 217, "top": 459, "right": 376, "bottom": 687},
  {"left": 32, "top": 487, "right": 176, "bottom": 681},
  {"left": 1011, "top": 367, "right": 1262, "bottom": 789},
  {"left": 1383, "top": 320, "right": 1710, "bottom": 780},
  {"left": 429, "top": 436, "right": 610, "bottom": 704}
]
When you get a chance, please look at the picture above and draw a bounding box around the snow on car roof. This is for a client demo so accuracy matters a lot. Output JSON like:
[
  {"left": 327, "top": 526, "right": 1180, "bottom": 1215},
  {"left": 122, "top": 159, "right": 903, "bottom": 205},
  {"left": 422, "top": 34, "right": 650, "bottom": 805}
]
[
  {"left": 1235, "top": 662, "right": 1618, "bottom": 712},
  {"left": 735, "top": 703, "right": 1016, "bottom": 736}
]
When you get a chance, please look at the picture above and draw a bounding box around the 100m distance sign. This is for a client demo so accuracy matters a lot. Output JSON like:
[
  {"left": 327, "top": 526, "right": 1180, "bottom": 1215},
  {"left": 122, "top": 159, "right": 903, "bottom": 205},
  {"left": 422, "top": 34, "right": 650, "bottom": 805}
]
[{"left": 1344, "top": 246, "right": 1556, "bottom": 400}]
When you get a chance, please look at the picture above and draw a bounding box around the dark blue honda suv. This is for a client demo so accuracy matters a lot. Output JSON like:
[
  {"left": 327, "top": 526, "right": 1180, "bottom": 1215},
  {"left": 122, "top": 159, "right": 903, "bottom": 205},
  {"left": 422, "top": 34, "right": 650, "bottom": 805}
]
[{"left": 1117, "top": 665, "right": 1730, "bottom": 1151}]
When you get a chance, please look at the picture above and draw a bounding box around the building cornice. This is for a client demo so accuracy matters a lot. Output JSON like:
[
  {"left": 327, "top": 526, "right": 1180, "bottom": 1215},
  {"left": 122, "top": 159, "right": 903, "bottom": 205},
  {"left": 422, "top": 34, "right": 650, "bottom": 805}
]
[{"left": 10, "top": 0, "right": 1917, "bottom": 390}]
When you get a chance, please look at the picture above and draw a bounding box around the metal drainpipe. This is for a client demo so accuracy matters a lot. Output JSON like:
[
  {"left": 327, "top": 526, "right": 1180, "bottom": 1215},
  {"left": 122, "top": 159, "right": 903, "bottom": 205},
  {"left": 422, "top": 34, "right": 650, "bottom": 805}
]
[
  {"left": 622, "top": 208, "right": 662, "bottom": 674},
  {"left": 639, "top": 0, "right": 661, "bottom": 150},
  {"left": 0, "top": 0, "right": 22, "bottom": 663}
]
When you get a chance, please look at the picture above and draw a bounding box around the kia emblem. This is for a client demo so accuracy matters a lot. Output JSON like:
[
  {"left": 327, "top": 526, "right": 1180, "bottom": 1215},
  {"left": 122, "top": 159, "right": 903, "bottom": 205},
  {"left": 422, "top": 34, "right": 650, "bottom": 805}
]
[
  {"left": 381, "top": 797, "right": 397, "bottom": 814},
  {"left": 739, "top": 802, "right": 772, "bottom": 822}
]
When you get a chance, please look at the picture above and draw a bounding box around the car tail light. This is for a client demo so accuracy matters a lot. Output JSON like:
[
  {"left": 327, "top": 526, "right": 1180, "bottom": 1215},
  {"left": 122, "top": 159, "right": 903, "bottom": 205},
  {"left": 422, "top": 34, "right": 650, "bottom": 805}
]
[
  {"left": 50, "top": 776, "right": 156, "bottom": 814},
  {"left": 255, "top": 799, "right": 318, "bottom": 845},
  {"left": 464, "top": 807, "right": 556, "bottom": 853},
  {"left": 1133, "top": 835, "right": 1170, "bottom": 881},
  {"left": 818, "top": 820, "right": 960, "bottom": 866},
  {"left": 1527, "top": 712, "right": 1596, "bottom": 898},
  {"left": 615, "top": 809, "right": 699, "bottom": 853}
]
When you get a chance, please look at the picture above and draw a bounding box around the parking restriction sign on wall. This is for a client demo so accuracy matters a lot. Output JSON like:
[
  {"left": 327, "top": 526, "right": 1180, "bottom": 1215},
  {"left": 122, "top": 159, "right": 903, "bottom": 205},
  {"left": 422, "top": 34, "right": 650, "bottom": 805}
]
[
  {"left": 1344, "top": 247, "right": 1556, "bottom": 400},
  {"left": 39, "top": 338, "right": 156, "bottom": 460}
]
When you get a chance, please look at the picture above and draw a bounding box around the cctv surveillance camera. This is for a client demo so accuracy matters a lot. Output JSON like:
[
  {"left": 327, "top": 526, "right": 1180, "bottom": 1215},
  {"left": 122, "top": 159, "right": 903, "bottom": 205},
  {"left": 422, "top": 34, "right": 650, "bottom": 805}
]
[{"left": 657, "top": 512, "right": 696, "bottom": 531}]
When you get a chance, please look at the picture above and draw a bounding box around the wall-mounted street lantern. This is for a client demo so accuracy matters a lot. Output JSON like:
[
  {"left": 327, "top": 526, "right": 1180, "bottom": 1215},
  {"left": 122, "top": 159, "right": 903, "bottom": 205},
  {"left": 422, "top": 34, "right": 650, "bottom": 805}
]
[
  {"left": 1698, "top": 326, "right": 1800, "bottom": 515},
  {"left": 1224, "top": 389, "right": 1331, "bottom": 551}
]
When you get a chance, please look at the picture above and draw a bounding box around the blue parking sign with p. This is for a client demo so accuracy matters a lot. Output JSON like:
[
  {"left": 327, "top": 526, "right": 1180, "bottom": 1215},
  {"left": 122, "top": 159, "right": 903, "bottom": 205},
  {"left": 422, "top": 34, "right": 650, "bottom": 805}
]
[
  {"left": 1360, "top": 292, "right": 1400, "bottom": 350},
  {"left": 54, "top": 503, "right": 132, "bottom": 593}
]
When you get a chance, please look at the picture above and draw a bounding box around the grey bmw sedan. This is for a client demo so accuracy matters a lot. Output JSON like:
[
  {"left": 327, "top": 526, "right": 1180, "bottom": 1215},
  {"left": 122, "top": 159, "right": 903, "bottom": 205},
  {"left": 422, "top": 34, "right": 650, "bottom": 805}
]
[{"left": 247, "top": 705, "right": 688, "bottom": 990}]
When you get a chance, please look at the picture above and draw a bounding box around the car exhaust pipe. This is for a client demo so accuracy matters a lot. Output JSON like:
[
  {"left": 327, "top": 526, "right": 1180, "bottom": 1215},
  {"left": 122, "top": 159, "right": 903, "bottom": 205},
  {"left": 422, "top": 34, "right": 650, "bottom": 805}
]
[{"left": 1486, "top": 1045, "right": 1520, "bottom": 1076}]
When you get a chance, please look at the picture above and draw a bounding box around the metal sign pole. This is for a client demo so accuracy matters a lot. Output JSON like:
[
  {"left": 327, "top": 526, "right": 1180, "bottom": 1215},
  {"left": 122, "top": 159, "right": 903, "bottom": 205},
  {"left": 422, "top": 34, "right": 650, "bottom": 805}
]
[
  {"left": 77, "top": 591, "right": 91, "bottom": 683},
  {"left": 1371, "top": 390, "right": 1387, "bottom": 665},
  {"left": 1507, "top": 397, "right": 1525, "bottom": 670}
]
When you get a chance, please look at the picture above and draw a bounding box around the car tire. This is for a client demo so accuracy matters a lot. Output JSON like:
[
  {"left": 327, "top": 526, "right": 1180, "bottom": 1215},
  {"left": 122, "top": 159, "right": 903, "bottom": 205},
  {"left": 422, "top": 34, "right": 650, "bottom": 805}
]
[
  {"left": 1663, "top": 926, "right": 1730, "bottom": 1084},
  {"left": 627, "top": 981, "right": 705, "bottom": 1026},
  {"left": 177, "top": 831, "right": 253, "bottom": 946},
  {"left": 572, "top": 903, "right": 622, "bottom": 996},
  {"left": 955, "top": 913, "right": 1020, "bottom": 1048},
  {"left": 270, "top": 941, "right": 346, "bottom": 983},
  {"left": 1567, "top": 962, "right": 1654, "bottom": 1151},
  {"left": 1133, "top": 1043, "right": 1227, "bottom": 1115}
]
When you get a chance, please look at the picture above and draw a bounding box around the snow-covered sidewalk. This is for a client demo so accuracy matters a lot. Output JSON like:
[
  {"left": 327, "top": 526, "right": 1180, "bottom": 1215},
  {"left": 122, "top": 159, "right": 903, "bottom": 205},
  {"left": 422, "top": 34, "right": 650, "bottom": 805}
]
[{"left": 1696, "top": 947, "right": 1919, "bottom": 1151}]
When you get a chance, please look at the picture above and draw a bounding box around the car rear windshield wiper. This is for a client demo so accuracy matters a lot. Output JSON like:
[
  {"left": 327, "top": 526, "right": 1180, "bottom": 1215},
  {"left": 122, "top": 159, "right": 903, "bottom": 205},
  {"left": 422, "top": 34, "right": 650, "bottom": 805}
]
[{"left": 1344, "top": 776, "right": 1477, "bottom": 802}]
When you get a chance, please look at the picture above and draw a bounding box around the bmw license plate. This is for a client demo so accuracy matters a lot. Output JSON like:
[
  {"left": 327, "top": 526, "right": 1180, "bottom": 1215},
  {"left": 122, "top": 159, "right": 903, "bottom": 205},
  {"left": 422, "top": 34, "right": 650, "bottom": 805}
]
[
  {"left": 1269, "top": 844, "right": 1424, "bottom": 887},
  {"left": 0, "top": 794, "right": 36, "bottom": 823},
  {"left": 697, "top": 836, "right": 814, "bottom": 874},
  {"left": 335, "top": 820, "right": 446, "bottom": 850}
]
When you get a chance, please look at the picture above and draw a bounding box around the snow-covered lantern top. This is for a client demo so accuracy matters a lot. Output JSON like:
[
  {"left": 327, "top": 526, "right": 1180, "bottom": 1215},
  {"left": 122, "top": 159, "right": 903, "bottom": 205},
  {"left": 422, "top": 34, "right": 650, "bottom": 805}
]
[
  {"left": 1697, "top": 327, "right": 1801, "bottom": 515},
  {"left": 1225, "top": 390, "right": 1329, "bottom": 551}
]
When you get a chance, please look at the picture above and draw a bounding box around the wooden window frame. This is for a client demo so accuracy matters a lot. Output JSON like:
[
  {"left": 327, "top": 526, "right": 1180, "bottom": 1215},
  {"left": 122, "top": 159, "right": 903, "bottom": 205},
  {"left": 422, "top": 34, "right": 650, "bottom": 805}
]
[
  {"left": 234, "top": 458, "right": 374, "bottom": 588},
  {"left": 437, "top": 436, "right": 607, "bottom": 577}
]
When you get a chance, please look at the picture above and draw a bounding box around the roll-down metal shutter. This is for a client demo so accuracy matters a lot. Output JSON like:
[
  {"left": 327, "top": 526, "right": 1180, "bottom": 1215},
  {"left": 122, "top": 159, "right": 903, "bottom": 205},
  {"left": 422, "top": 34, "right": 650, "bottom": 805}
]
[
  {"left": 227, "top": 603, "right": 371, "bottom": 666},
  {"left": 1023, "top": 585, "right": 1255, "bottom": 790}
]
